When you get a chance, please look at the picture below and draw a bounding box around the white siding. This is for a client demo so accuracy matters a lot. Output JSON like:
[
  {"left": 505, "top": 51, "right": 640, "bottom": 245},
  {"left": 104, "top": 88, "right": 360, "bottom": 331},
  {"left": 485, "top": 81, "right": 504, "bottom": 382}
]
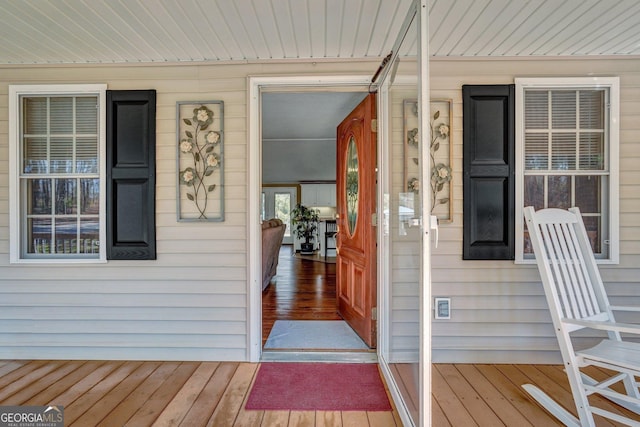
[
  {"left": 0, "top": 57, "right": 639, "bottom": 363},
  {"left": 0, "top": 61, "right": 376, "bottom": 361},
  {"left": 430, "top": 58, "right": 640, "bottom": 363}
]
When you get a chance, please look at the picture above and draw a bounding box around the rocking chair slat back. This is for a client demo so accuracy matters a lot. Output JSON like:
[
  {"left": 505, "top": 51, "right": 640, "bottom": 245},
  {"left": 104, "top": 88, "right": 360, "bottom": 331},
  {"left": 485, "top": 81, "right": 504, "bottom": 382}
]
[{"left": 526, "top": 207, "right": 606, "bottom": 322}]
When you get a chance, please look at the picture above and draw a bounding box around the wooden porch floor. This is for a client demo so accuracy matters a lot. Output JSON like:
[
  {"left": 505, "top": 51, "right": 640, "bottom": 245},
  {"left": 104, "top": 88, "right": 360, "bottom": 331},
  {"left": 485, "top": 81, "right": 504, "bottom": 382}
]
[{"left": 1, "top": 359, "right": 636, "bottom": 426}]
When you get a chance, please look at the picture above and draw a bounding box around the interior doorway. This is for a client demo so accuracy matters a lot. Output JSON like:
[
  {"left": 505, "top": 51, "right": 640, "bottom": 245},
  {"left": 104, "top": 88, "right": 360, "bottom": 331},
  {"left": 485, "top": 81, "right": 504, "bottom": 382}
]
[{"left": 259, "top": 89, "right": 371, "bottom": 356}]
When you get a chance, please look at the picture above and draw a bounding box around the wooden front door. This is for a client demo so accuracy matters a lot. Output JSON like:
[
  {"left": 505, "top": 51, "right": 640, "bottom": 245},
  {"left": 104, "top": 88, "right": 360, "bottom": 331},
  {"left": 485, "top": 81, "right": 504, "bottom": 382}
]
[{"left": 336, "top": 93, "right": 377, "bottom": 348}]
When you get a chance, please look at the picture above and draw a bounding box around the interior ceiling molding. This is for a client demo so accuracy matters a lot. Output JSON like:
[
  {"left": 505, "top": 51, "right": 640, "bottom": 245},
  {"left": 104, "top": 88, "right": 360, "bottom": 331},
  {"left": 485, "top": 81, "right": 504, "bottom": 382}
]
[{"left": 1, "top": 0, "right": 639, "bottom": 66}]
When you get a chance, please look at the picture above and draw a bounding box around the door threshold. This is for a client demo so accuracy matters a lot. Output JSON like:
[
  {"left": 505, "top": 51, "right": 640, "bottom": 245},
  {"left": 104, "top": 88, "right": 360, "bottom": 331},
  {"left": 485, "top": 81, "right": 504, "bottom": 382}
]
[{"left": 261, "top": 350, "right": 378, "bottom": 363}]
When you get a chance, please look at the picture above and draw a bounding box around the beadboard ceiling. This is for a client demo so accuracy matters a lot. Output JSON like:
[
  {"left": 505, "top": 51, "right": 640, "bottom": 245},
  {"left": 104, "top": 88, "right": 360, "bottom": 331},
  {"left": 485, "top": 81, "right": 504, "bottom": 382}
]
[{"left": 1, "top": 0, "right": 639, "bottom": 65}]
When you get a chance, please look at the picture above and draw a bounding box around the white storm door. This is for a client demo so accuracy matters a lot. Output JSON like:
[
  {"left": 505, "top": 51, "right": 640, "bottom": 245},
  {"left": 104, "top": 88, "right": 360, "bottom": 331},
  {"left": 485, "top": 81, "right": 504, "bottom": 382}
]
[{"left": 376, "top": 1, "right": 431, "bottom": 426}]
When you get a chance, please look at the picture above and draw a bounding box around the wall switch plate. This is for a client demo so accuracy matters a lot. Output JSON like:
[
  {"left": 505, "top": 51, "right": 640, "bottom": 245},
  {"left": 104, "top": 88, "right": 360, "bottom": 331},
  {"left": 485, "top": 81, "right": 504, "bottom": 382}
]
[{"left": 435, "top": 297, "right": 451, "bottom": 320}]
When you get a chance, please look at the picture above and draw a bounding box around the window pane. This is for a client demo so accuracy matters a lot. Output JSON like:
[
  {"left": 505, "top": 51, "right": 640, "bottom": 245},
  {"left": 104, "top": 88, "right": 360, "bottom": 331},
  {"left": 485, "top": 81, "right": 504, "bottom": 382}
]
[
  {"left": 76, "top": 137, "right": 98, "bottom": 173},
  {"left": 580, "top": 90, "right": 604, "bottom": 129},
  {"left": 579, "top": 133, "right": 604, "bottom": 170},
  {"left": 80, "top": 179, "right": 100, "bottom": 214},
  {"left": 582, "top": 216, "right": 602, "bottom": 255},
  {"left": 76, "top": 96, "right": 98, "bottom": 133},
  {"left": 551, "top": 133, "right": 576, "bottom": 170},
  {"left": 523, "top": 230, "right": 533, "bottom": 255},
  {"left": 28, "top": 218, "right": 52, "bottom": 254},
  {"left": 524, "top": 133, "right": 548, "bottom": 170},
  {"left": 27, "top": 179, "right": 51, "bottom": 215},
  {"left": 55, "top": 218, "right": 77, "bottom": 253},
  {"left": 548, "top": 175, "right": 571, "bottom": 209},
  {"left": 551, "top": 91, "right": 576, "bottom": 129},
  {"left": 55, "top": 178, "right": 77, "bottom": 215},
  {"left": 575, "top": 175, "right": 602, "bottom": 213},
  {"left": 50, "top": 97, "right": 73, "bottom": 134},
  {"left": 23, "top": 137, "right": 48, "bottom": 174},
  {"left": 524, "top": 91, "right": 548, "bottom": 129},
  {"left": 524, "top": 175, "right": 544, "bottom": 210},
  {"left": 80, "top": 219, "right": 99, "bottom": 253},
  {"left": 23, "top": 97, "right": 47, "bottom": 134},
  {"left": 51, "top": 137, "right": 74, "bottom": 173}
]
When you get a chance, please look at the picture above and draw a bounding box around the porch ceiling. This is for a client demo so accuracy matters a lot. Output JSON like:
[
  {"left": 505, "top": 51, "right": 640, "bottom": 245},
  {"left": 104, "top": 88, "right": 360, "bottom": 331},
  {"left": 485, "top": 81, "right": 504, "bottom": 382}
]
[{"left": 0, "top": 0, "right": 639, "bottom": 66}]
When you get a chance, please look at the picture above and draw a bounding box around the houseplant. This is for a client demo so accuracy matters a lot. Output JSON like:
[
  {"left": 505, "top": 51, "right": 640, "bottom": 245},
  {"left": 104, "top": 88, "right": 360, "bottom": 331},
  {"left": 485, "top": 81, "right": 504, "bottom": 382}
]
[{"left": 291, "top": 203, "right": 320, "bottom": 254}]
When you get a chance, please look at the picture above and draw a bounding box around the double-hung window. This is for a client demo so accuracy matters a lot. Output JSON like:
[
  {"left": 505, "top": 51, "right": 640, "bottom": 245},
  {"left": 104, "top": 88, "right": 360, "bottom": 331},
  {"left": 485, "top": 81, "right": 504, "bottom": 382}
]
[
  {"left": 9, "top": 84, "right": 107, "bottom": 263},
  {"left": 515, "top": 77, "right": 619, "bottom": 263}
]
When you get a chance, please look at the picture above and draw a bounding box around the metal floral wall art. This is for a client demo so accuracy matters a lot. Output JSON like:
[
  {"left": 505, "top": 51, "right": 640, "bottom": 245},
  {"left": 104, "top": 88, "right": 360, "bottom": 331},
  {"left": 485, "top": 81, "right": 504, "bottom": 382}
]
[
  {"left": 177, "top": 101, "right": 224, "bottom": 221},
  {"left": 403, "top": 99, "right": 453, "bottom": 223},
  {"left": 428, "top": 109, "right": 452, "bottom": 213}
]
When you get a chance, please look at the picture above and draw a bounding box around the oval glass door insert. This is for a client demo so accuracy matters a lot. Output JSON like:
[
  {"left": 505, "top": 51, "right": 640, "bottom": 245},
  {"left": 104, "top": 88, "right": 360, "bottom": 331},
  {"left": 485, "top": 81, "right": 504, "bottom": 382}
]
[{"left": 346, "top": 136, "right": 359, "bottom": 235}]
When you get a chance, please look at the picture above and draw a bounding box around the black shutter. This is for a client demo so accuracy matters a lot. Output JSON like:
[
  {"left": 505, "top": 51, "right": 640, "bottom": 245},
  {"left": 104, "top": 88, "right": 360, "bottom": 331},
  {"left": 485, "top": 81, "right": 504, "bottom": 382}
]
[
  {"left": 462, "top": 85, "right": 515, "bottom": 260},
  {"left": 106, "top": 90, "right": 156, "bottom": 260}
]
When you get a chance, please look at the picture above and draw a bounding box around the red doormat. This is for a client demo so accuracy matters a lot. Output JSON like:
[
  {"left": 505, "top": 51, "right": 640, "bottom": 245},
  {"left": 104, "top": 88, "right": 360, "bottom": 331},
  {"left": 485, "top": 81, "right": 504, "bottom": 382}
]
[{"left": 245, "top": 362, "right": 392, "bottom": 411}]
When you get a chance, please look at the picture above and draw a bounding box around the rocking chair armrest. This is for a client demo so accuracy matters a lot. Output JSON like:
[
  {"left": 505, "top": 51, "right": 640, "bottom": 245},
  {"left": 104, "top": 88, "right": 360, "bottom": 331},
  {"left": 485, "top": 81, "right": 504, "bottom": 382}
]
[
  {"left": 610, "top": 305, "right": 640, "bottom": 312},
  {"left": 563, "top": 319, "right": 640, "bottom": 335}
]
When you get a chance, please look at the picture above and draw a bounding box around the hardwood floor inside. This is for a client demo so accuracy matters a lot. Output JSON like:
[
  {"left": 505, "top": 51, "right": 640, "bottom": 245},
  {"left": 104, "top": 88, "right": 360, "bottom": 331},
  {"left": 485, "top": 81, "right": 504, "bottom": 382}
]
[{"left": 262, "top": 245, "right": 341, "bottom": 345}]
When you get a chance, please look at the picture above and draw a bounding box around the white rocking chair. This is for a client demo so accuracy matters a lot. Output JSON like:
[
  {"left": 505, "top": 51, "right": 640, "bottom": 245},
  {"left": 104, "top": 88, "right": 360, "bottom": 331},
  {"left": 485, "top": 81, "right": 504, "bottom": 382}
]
[{"left": 523, "top": 206, "right": 640, "bottom": 427}]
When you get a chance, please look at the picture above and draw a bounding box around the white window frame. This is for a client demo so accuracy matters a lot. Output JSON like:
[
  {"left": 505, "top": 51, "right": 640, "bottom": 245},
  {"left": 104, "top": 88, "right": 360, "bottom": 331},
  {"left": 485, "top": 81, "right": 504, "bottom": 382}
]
[
  {"left": 515, "top": 77, "right": 620, "bottom": 264},
  {"left": 9, "top": 84, "right": 107, "bottom": 264}
]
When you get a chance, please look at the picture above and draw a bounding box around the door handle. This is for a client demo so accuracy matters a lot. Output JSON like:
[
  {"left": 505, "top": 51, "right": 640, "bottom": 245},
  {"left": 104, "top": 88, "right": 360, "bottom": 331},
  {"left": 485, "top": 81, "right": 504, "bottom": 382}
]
[{"left": 430, "top": 215, "right": 439, "bottom": 248}]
